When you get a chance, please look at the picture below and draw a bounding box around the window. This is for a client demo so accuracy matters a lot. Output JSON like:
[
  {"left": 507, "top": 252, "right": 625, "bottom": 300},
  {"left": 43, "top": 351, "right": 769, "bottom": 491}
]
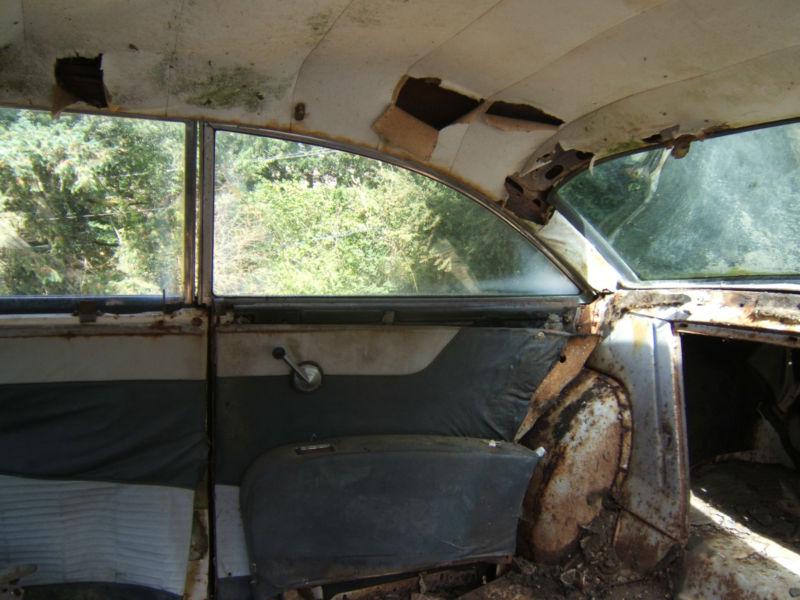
[
  {"left": 212, "top": 131, "right": 578, "bottom": 296},
  {"left": 0, "top": 108, "right": 185, "bottom": 296},
  {"left": 556, "top": 122, "right": 800, "bottom": 281}
]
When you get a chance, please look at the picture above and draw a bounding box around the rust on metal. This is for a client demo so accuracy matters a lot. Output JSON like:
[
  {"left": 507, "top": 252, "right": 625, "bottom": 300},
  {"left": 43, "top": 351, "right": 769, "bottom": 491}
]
[
  {"left": 503, "top": 145, "right": 593, "bottom": 225},
  {"left": 669, "top": 134, "right": 696, "bottom": 159},
  {"left": 0, "top": 309, "right": 207, "bottom": 340},
  {"left": 676, "top": 322, "right": 800, "bottom": 349},
  {"left": 612, "top": 511, "right": 679, "bottom": 574},
  {"left": 612, "top": 289, "right": 800, "bottom": 338},
  {"left": 503, "top": 175, "right": 555, "bottom": 225},
  {"left": 518, "top": 369, "right": 631, "bottom": 563},
  {"left": 587, "top": 310, "right": 691, "bottom": 557},
  {"left": 514, "top": 334, "right": 601, "bottom": 442},
  {"left": 681, "top": 494, "right": 800, "bottom": 599}
]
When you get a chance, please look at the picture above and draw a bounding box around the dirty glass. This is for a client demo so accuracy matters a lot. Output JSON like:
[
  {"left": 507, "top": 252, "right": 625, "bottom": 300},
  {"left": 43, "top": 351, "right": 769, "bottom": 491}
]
[
  {"left": 0, "top": 108, "right": 185, "bottom": 296},
  {"left": 213, "top": 131, "right": 578, "bottom": 296},
  {"left": 556, "top": 122, "right": 800, "bottom": 280}
]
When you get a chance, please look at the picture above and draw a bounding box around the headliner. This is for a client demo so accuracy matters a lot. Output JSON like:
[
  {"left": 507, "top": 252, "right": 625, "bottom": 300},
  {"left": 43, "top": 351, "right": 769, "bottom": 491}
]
[{"left": 2, "top": 0, "right": 799, "bottom": 201}]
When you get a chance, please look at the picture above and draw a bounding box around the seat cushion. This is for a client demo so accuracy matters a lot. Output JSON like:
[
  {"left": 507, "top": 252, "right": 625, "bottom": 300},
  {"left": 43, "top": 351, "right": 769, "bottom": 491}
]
[{"left": 240, "top": 435, "right": 543, "bottom": 599}]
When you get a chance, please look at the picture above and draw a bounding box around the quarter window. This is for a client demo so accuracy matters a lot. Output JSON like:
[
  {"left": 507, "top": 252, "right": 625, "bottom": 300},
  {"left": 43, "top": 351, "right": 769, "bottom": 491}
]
[{"left": 212, "top": 131, "right": 577, "bottom": 297}]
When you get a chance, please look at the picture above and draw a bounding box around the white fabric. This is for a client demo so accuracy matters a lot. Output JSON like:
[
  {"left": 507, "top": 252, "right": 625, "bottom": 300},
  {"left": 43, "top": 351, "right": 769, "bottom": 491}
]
[
  {"left": 0, "top": 475, "right": 194, "bottom": 595},
  {"left": 214, "top": 485, "right": 250, "bottom": 578}
]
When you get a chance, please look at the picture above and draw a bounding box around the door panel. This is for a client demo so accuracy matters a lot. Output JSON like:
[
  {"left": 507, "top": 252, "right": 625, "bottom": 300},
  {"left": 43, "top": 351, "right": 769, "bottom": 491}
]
[
  {"left": 0, "top": 380, "right": 205, "bottom": 486},
  {"left": 214, "top": 326, "right": 565, "bottom": 484},
  {"left": 213, "top": 324, "right": 566, "bottom": 596},
  {"left": 0, "top": 310, "right": 208, "bottom": 599}
]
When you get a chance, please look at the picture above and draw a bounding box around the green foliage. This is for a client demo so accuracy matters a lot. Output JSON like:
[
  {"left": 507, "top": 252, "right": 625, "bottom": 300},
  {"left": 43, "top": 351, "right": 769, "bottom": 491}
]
[
  {"left": 213, "top": 132, "right": 545, "bottom": 296},
  {"left": 0, "top": 109, "right": 183, "bottom": 295},
  {"left": 0, "top": 109, "right": 566, "bottom": 298},
  {"left": 557, "top": 124, "right": 800, "bottom": 280}
]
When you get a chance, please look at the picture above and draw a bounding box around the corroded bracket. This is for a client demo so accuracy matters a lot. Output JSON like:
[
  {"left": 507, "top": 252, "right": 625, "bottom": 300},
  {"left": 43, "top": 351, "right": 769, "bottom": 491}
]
[{"left": 503, "top": 145, "right": 593, "bottom": 225}]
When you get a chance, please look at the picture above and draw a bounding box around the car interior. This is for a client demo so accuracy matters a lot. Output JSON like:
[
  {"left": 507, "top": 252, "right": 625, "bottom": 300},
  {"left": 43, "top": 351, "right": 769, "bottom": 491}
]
[{"left": 1, "top": 2, "right": 800, "bottom": 600}]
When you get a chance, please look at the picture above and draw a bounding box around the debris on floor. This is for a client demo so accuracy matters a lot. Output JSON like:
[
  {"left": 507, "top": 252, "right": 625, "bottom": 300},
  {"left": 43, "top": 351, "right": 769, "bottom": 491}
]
[
  {"left": 692, "top": 460, "right": 800, "bottom": 552},
  {"left": 328, "top": 565, "right": 487, "bottom": 600},
  {"left": 322, "top": 506, "right": 676, "bottom": 600},
  {"left": 680, "top": 493, "right": 800, "bottom": 599}
]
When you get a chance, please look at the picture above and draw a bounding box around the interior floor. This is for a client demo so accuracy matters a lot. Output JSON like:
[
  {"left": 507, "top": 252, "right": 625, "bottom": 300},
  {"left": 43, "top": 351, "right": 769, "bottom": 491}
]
[{"left": 680, "top": 334, "right": 800, "bottom": 598}]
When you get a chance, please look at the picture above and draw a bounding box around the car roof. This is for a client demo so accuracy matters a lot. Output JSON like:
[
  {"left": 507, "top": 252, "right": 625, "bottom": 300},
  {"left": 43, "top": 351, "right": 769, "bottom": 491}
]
[{"left": 2, "top": 0, "right": 799, "bottom": 201}]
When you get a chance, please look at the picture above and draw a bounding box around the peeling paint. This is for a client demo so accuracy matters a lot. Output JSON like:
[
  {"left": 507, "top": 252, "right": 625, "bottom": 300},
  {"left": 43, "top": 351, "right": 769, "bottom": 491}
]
[
  {"left": 519, "top": 369, "right": 631, "bottom": 563},
  {"left": 612, "top": 289, "right": 800, "bottom": 337},
  {"left": 505, "top": 145, "right": 593, "bottom": 225}
]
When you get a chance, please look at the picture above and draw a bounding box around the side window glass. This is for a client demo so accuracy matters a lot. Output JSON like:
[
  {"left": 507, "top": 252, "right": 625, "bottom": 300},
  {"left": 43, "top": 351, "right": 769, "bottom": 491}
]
[
  {"left": 557, "top": 122, "right": 800, "bottom": 280},
  {"left": 0, "top": 108, "right": 185, "bottom": 296},
  {"left": 212, "top": 131, "right": 578, "bottom": 297}
]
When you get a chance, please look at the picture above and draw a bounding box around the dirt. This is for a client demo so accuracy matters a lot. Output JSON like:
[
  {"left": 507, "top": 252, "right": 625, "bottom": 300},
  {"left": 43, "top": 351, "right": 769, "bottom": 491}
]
[
  {"left": 326, "top": 507, "right": 677, "bottom": 600},
  {"left": 509, "top": 508, "right": 677, "bottom": 599},
  {"left": 692, "top": 460, "right": 800, "bottom": 552},
  {"left": 509, "top": 556, "right": 672, "bottom": 600}
]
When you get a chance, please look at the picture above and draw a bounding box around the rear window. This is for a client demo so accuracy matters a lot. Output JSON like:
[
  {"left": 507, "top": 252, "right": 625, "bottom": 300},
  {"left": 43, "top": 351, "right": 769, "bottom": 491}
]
[
  {"left": 556, "top": 122, "right": 800, "bottom": 281},
  {"left": 212, "top": 130, "right": 578, "bottom": 296},
  {"left": 0, "top": 108, "right": 185, "bottom": 296}
]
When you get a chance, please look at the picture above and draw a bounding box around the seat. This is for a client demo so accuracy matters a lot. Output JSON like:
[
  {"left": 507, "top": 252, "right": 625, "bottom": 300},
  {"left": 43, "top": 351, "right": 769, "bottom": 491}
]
[{"left": 240, "top": 435, "right": 543, "bottom": 600}]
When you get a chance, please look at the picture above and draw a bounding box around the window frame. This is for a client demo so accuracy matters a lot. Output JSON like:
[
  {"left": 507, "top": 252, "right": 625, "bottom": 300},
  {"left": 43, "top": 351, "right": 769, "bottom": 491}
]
[
  {"left": 549, "top": 117, "right": 800, "bottom": 293},
  {"left": 0, "top": 108, "right": 590, "bottom": 315},
  {"left": 200, "top": 121, "right": 589, "bottom": 310},
  {"left": 0, "top": 105, "right": 199, "bottom": 312}
]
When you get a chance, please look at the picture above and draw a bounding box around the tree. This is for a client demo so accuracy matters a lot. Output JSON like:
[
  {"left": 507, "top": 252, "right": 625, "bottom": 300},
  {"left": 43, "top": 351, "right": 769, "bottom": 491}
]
[
  {"left": 0, "top": 108, "right": 551, "bottom": 298},
  {"left": 213, "top": 132, "right": 537, "bottom": 296},
  {"left": 0, "top": 109, "right": 183, "bottom": 295}
]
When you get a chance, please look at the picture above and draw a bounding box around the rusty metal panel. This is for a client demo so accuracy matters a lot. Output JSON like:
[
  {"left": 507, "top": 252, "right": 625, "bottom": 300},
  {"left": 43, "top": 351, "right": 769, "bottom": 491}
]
[
  {"left": 519, "top": 370, "right": 631, "bottom": 563},
  {"left": 613, "top": 511, "right": 677, "bottom": 574},
  {"left": 623, "top": 289, "right": 800, "bottom": 337},
  {"left": 588, "top": 313, "right": 689, "bottom": 546},
  {"left": 680, "top": 495, "right": 800, "bottom": 599}
]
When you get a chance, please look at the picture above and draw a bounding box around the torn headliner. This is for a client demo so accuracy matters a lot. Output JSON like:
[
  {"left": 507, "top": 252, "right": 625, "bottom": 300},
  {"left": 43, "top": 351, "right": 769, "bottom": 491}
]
[{"left": 2, "top": 0, "right": 800, "bottom": 200}]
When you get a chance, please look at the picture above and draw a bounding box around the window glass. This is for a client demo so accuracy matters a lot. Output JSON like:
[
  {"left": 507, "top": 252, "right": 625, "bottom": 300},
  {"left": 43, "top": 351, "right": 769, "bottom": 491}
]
[
  {"left": 557, "top": 122, "right": 800, "bottom": 280},
  {"left": 0, "top": 108, "right": 184, "bottom": 296},
  {"left": 213, "top": 131, "right": 578, "bottom": 296}
]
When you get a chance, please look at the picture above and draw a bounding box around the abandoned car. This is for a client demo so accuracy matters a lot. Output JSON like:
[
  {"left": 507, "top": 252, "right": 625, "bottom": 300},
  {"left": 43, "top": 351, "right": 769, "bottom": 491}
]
[{"left": 1, "top": 1, "right": 800, "bottom": 599}]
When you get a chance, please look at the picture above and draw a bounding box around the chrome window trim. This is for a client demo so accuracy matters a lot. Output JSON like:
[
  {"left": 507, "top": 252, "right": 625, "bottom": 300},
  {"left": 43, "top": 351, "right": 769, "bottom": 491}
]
[
  {"left": 183, "top": 122, "right": 198, "bottom": 304},
  {"left": 199, "top": 122, "right": 216, "bottom": 305}
]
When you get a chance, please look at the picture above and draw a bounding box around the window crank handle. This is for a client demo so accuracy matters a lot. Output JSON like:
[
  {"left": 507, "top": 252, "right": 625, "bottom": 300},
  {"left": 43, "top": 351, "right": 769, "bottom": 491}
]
[{"left": 272, "top": 346, "right": 323, "bottom": 392}]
